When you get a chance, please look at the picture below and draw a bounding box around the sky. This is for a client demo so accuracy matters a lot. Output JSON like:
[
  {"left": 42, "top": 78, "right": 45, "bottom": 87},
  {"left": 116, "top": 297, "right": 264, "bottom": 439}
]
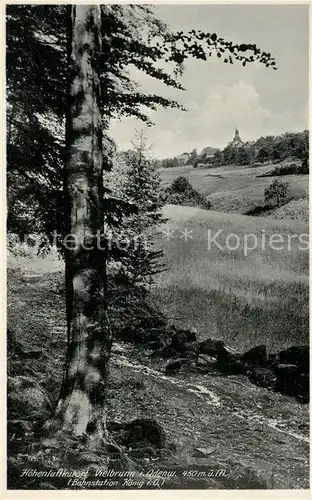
[{"left": 109, "top": 4, "right": 309, "bottom": 158}]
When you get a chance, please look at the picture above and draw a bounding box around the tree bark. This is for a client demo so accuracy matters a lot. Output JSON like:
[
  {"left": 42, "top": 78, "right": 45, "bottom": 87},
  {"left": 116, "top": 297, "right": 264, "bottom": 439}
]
[{"left": 54, "top": 5, "right": 111, "bottom": 447}]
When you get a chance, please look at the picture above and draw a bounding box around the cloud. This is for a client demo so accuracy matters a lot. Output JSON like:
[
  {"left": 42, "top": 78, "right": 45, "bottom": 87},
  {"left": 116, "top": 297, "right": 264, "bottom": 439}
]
[{"left": 109, "top": 80, "right": 308, "bottom": 158}]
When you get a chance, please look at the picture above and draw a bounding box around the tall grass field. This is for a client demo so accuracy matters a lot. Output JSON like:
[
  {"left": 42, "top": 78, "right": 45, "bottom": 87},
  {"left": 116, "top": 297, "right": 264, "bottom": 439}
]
[{"left": 152, "top": 204, "right": 309, "bottom": 352}]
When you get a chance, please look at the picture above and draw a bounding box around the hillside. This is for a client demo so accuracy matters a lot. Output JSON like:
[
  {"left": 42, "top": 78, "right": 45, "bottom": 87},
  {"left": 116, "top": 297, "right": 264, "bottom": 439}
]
[{"left": 161, "top": 163, "right": 308, "bottom": 215}]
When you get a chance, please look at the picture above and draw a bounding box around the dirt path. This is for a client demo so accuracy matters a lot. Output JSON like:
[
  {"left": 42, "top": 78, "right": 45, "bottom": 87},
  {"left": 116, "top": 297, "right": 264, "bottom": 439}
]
[{"left": 107, "top": 344, "right": 309, "bottom": 488}]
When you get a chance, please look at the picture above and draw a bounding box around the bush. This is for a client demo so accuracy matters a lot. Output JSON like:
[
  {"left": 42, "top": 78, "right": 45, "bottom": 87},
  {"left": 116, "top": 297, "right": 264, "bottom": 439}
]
[
  {"left": 169, "top": 176, "right": 193, "bottom": 194},
  {"left": 302, "top": 154, "right": 309, "bottom": 174},
  {"left": 258, "top": 160, "right": 308, "bottom": 177},
  {"left": 264, "top": 179, "right": 290, "bottom": 207},
  {"left": 163, "top": 176, "right": 211, "bottom": 210}
]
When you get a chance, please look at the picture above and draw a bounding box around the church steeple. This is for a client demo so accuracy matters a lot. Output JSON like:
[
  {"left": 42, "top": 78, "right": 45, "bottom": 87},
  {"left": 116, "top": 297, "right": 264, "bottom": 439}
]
[
  {"left": 227, "top": 126, "right": 243, "bottom": 149},
  {"left": 232, "top": 126, "right": 242, "bottom": 145}
]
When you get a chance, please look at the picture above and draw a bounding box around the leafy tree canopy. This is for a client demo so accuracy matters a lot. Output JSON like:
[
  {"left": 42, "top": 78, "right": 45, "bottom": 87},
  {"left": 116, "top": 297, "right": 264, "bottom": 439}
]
[{"left": 6, "top": 4, "right": 277, "bottom": 238}]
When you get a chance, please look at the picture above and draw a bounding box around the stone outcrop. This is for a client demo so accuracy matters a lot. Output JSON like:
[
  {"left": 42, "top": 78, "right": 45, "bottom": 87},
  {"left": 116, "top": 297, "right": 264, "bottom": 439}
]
[
  {"left": 145, "top": 329, "right": 309, "bottom": 402},
  {"left": 120, "top": 314, "right": 308, "bottom": 403},
  {"left": 7, "top": 376, "right": 52, "bottom": 421},
  {"left": 108, "top": 418, "right": 166, "bottom": 450}
]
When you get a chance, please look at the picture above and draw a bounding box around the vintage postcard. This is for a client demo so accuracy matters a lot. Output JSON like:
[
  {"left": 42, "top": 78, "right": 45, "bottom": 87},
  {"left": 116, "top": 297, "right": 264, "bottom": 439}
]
[{"left": 3, "top": 1, "right": 310, "bottom": 495}]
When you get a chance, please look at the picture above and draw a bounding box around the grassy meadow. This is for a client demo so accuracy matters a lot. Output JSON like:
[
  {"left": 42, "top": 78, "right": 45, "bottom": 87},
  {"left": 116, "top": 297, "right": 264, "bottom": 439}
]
[
  {"left": 152, "top": 204, "right": 309, "bottom": 352},
  {"left": 160, "top": 163, "right": 308, "bottom": 214}
]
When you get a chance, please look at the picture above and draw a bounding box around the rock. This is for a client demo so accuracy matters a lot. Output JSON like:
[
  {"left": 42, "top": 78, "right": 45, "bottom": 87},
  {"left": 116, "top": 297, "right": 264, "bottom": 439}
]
[
  {"left": 278, "top": 346, "right": 309, "bottom": 373},
  {"left": 182, "top": 341, "right": 199, "bottom": 357},
  {"left": 122, "top": 419, "right": 166, "bottom": 449},
  {"left": 7, "top": 376, "right": 52, "bottom": 420},
  {"left": 266, "top": 353, "right": 279, "bottom": 368},
  {"left": 116, "top": 320, "right": 169, "bottom": 344},
  {"left": 111, "top": 344, "right": 127, "bottom": 355},
  {"left": 196, "top": 353, "right": 217, "bottom": 367},
  {"left": 196, "top": 339, "right": 227, "bottom": 363},
  {"left": 274, "top": 363, "right": 300, "bottom": 397},
  {"left": 139, "top": 316, "right": 167, "bottom": 330},
  {"left": 241, "top": 345, "right": 267, "bottom": 366},
  {"left": 23, "top": 273, "right": 42, "bottom": 282},
  {"left": 218, "top": 355, "right": 248, "bottom": 376},
  {"left": 147, "top": 328, "right": 168, "bottom": 342},
  {"left": 193, "top": 446, "right": 215, "bottom": 457},
  {"left": 217, "top": 348, "right": 248, "bottom": 375},
  {"left": 296, "top": 373, "right": 309, "bottom": 403},
  {"left": 171, "top": 331, "right": 188, "bottom": 352},
  {"left": 248, "top": 367, "right": 276, "bottom": 389},
  {"left": 165, "top": 359, "right": 182, "bottom": 374},
  {"left": 145, "top": 340, "right": 165, "bottom": 351},
  {"left": 275, "top": 363, "right": 298, "bottom": 372},
  {"left": 274, "top": 363, "right": 309, "bottom": 402},
  {"left": 165, "top": 358, "right": 189, "bottom": 375},
  {"left": 224, "top": 461, "right": 272, "bottom": 489},
  {"left": 41, "top": 437, "right": 61, "bottom": 449},
  {"left": 128, "top": 446, "right": 156, "bottom": 459},
  {"left": 151, "top": 346, "right": 179, "bottom": 359},
  {"left": 184, "top": 328, "right": 198, "bottom": 343}
]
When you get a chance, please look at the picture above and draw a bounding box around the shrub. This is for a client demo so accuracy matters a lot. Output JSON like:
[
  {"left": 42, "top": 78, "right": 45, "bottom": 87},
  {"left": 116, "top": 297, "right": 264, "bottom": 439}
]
[
  {"left": 264, "top": 179, "right": 290, "bottom": 207},
  {"left": 169, "top": 176, "right": 193, "bottom": 194},
  {"left": 301, "top": 154, "right": 309, "bottom": 174},
  {"left": 163, "top": 176, "right": 211, "bottom": 210},
  {"left": 258, "top": 161, "right": 308, "bottom": 177}
]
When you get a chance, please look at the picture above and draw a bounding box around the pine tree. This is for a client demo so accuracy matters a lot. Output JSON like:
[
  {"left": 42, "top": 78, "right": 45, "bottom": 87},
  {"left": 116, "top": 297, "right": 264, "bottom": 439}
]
[{"left": 118, "top": 131, "right": 166, "bottom": 288}]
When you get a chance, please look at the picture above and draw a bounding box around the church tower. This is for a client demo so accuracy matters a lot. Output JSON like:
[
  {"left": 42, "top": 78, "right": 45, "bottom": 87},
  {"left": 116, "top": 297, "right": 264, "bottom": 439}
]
[{"left": 230, "top": 126, "right": 243, "bottom": 147}]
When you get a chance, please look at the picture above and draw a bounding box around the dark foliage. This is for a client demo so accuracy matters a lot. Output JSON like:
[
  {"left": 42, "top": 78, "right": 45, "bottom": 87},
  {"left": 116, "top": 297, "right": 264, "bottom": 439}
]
[
  {"left": 163, "top": 176, "right": 211, "bottom": 209},
  {"left": 264, "top": 179, "right": 290, "bottom": 206},
  {"left": 7, "top": 4, "right": 277, "bottom": 240},
  {"left": 258, "top": 161, "right": 309, "bottom": 177}
]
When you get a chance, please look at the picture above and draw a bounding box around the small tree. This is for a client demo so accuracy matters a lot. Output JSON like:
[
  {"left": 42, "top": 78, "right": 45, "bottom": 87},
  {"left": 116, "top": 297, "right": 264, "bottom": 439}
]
[
  {"left": 302, "top": 153, "right": 309, "bottom": 174},
  {"left": 264, "top": 179, "right": 290, "bottom": 206},
  {"left": 169, "top": 176, "right": 192, "bottom": 194},
  {"left": 236, "top": 146, "right": 250, "bottom": 165},
  {"left": 257, "top": 145, "right": 272, "bottom": 164},
  {"left": 189, "top": 148, "right": 198, "bottom": 166},
  {"left": 165, "top": 175, "right": 211, "bottom": 209},
  {"left": 117, "top": 131, "right": 166, "bottom": 286},
  {"left": 213, "top": 150, "right": 223, "bottom": 166},
  {"left": 162, "top": 157, "right": 180, "bottom": 169}
]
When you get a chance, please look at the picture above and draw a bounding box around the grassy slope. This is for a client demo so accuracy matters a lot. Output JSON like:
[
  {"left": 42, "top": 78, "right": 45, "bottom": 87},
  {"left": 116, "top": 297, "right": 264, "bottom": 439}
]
[
  {"left": 160, "top": 164, "right": 308, "bottom": 214},
  {"left": 268, "top": 199, "right": 309, "bottom": 222},
  {"left": 152, "top": 205, "right": 309, "bottom": 351}
]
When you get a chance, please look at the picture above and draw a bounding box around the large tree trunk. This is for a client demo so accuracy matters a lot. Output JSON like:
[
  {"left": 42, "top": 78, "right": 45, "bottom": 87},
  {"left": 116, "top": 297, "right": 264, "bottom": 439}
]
[{"left": 54, "top": 5, "right": 111, "bottom": 447}]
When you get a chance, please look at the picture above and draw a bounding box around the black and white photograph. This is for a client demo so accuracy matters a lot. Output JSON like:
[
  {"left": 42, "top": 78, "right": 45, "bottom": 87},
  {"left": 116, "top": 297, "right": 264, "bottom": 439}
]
[{"left": 5, "top": 1, "right": 309, "bottom": 492}]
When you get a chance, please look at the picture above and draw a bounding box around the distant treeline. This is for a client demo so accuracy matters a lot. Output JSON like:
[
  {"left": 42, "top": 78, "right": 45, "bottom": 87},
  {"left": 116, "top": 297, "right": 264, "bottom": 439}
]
[{"left": 155, "top": 130, "right": 309, "bottom": 169}]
